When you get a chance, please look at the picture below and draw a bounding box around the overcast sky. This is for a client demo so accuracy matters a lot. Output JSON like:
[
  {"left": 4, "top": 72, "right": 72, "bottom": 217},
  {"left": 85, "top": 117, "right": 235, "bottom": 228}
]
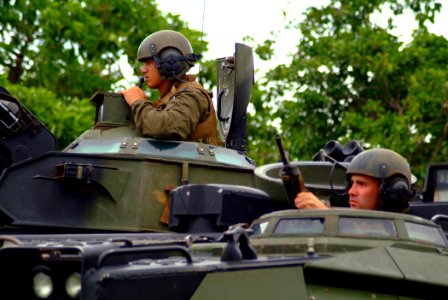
[
  {"left": 155, "top": 0, "right": 324, "bottom": 71},
  {"left": 120, "top": 0, "right": 448, "bottom": 85},
  {"left": 155, "top": 0, "right": 448, "bottom": 65}
]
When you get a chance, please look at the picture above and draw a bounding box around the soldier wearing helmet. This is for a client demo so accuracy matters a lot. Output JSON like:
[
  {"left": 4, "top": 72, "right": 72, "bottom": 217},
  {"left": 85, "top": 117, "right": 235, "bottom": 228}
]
[
  {"left": 121, "top": 30, "right": 219, "bottom": 145},
  {"left": 295, "top": 148, "right": 413, "bottom": 213}
]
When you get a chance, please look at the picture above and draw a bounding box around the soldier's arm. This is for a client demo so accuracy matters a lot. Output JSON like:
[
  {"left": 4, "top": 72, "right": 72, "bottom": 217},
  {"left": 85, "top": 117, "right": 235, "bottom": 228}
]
[
  {"left": 294, "top": 192, "right": 329, "bottom": 210},
  {"left": 131, "top": 89, "right": 207, "bottom": 140}
]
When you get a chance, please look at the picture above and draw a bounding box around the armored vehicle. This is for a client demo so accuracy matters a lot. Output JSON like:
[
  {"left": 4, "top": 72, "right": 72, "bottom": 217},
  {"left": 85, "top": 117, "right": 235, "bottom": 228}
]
[{"left": 1, "top": 44, "right": 448, "bottom": 299}]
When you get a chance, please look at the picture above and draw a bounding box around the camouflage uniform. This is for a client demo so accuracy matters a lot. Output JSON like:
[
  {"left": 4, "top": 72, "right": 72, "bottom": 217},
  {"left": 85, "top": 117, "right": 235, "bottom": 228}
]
[{"left": 131, "top": 76, "right": 219, "bottom": 145}]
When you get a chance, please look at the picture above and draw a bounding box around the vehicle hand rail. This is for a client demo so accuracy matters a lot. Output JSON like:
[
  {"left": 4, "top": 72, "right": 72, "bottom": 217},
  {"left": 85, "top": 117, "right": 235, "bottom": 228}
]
[
  {"left": 431, "top": 214, "right": 448, "bottom": 223},
  {"left": 96, "top": 245, "right": 193, "bottom": 269}
]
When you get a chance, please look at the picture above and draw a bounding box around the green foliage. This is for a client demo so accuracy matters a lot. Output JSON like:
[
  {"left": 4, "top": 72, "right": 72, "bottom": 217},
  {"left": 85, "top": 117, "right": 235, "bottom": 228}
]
[
  {"left": 0, "top": 0, "right": 209, "bottom": 148},
  {"left": 1, "top": 81, "right": 95, "bottom": 149},
  {"left": 249, "top": 0, "right": 447, "bottom": 185},
  {"left": 1, "top": 0, "right": 447, "bottom": 188}
]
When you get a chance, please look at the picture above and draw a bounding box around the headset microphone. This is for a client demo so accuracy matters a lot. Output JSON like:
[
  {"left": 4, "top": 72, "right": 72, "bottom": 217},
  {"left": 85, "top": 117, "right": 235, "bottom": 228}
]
[{"left": 138, "top": 77, "right": 146, "bottom": 88}]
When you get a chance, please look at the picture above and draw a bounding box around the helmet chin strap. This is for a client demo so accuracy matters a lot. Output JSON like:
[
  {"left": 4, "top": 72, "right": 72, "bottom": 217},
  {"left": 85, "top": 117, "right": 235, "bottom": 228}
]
[
  {"left": 379, "top": 163, "right": 388, "bottom": 194},
  {"left": 150, "top": 44, "right": 162, "bottom": 68}
]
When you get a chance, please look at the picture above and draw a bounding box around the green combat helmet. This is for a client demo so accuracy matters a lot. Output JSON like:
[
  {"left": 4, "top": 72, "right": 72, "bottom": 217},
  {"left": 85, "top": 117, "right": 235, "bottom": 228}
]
[
  {"left": 137, "top": 30, "right": 201, "bottom": 77},
  {"left": 346, "top": 148, "right": 413, "bottom": 212}
]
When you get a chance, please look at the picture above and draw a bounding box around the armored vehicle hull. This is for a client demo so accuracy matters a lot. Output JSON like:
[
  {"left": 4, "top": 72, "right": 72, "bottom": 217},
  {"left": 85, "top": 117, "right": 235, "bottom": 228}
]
[
  {"left": 2, "top": 43, "right": 448, "bottom": 299},
  {"left": 2, "top": 209, "right": 448, "bottom": 299}
]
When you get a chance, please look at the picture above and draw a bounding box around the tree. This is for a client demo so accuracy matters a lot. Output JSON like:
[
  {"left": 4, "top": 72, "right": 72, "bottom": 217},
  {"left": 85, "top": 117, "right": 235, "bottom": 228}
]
[
  {"left": 0, "top": 0, "right": 208, "bottom": 148},
  {"left": 249, "top": 0, "right": 447, "bottom": 184},
  {"left": 2, "top": 83, "right": 95, "bottom": 148}
]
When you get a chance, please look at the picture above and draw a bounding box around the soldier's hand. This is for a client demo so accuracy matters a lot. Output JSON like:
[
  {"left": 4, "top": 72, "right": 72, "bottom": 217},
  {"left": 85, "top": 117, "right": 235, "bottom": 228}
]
[
  {"left": 294, "top": 192, "right": 329, "bottom": 210},
  {"left": 121, "top": 86, "right": 146, "bottom": 106}
]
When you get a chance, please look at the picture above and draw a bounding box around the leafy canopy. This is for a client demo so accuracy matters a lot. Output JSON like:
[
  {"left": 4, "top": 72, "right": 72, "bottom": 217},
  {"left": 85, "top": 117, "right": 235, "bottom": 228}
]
[
  {"left": 1, "top": 0, "right": 447, "bottom": 186},
  {"left": 0, "top": 0, "right": 207, "bottom": 148},
  {"left": 249, "top": 0, "right": 447, "bottom": 184}
]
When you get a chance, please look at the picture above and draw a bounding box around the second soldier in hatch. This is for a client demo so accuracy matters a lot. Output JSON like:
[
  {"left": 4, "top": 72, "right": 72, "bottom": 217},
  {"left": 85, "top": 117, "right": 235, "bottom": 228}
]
[
  {"left": 295, "top": 148, "right": 413, "bottom": 213},
  {"left": 121, "top": 30, "right": 219, "bottom": 145}
]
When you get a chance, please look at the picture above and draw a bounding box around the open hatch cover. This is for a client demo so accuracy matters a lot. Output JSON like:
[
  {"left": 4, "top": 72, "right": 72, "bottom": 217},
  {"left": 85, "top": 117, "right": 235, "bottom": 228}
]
[{"left": 216, "top": 43, "right": 254, "bottom": 152}]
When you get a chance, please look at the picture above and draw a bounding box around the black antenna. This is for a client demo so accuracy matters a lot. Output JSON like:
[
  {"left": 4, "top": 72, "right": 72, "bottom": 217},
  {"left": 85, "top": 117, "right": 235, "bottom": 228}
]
[
  {"left": 198, "top": 0, "right": 206, "bottom": 75},
  {"left": 200, "top": 0, "right": 206, "bottom": 43}
]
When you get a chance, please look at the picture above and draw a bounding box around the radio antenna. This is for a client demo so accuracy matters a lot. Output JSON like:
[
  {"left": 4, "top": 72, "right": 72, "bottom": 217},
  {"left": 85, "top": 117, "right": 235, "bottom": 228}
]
[{"left": 198, "top": 0, "right": 206, "bottom": 75}]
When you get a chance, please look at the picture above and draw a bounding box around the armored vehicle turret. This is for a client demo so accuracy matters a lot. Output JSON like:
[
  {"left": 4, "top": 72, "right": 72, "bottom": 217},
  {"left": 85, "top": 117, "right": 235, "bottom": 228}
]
[{"left": 2, "top": 43, "right": 448, "bottom": 299}]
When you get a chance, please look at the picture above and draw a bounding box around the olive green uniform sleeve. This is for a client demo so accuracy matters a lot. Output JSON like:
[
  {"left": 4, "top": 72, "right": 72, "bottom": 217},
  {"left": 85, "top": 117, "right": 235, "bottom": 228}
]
[{"left": 131, "top": 88, "right": 209, "bottom": 140}]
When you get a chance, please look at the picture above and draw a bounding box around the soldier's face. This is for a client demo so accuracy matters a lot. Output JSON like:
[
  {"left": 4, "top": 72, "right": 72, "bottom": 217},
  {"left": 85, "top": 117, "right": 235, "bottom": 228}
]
[
  {"left": 348, "top": 174, "right": 380, "bottom": 210},
  {"left": 141, "top": 59, "right": 162, "bottom": 88}
]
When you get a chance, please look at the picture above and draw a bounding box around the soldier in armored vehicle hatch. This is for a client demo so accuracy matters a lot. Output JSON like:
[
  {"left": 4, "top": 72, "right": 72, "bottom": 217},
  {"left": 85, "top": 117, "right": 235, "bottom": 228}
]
[
  {"left": 121, "top": 30, "right": 219, "bottom": 145},
  {"left": 295, "top": 148, "right": 413, "bottom": 213}
]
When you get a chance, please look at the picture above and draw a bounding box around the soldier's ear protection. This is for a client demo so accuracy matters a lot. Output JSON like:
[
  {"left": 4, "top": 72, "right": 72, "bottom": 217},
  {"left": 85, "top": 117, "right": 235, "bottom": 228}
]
[
  {"left": 343, "top": 165, "right": 411, "bottom": 212},
  {"left": 378, "top": 163, "right": 411, "bottom": 212},
  {"left": 150, "top": 44, "right": 201, "bottom": 77}
]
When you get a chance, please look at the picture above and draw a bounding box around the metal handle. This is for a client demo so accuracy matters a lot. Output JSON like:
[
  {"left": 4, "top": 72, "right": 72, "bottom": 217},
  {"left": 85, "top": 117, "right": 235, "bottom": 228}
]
[{"left": 96, "top": 245, "right": 193, "bottom": 269}]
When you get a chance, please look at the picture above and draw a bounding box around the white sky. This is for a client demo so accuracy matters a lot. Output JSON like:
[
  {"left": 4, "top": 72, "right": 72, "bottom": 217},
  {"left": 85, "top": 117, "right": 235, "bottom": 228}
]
[
  {"left": 155, "top": 0, "right": 325, "bottom": 74},
  {"left": 120, "top": 0, "right": 448, "bottom": 85},
  {"left": 155, "top": 0, "right": 447, "bottom": 69},
  {"left": 120, "top": 0, "right": 327, "bottom": 84},
  {"left": 156, "top": 0, "right": 318, "bottom": 58}
]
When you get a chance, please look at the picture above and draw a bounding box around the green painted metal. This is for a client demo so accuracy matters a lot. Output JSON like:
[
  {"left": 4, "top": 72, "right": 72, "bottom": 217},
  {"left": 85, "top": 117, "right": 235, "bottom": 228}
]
[
  {"left": 192, "top": 267, "right": 308, "bottom": 300},
  {"left": 2, "top": 44, "right": 448, "bottom": 299}
]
